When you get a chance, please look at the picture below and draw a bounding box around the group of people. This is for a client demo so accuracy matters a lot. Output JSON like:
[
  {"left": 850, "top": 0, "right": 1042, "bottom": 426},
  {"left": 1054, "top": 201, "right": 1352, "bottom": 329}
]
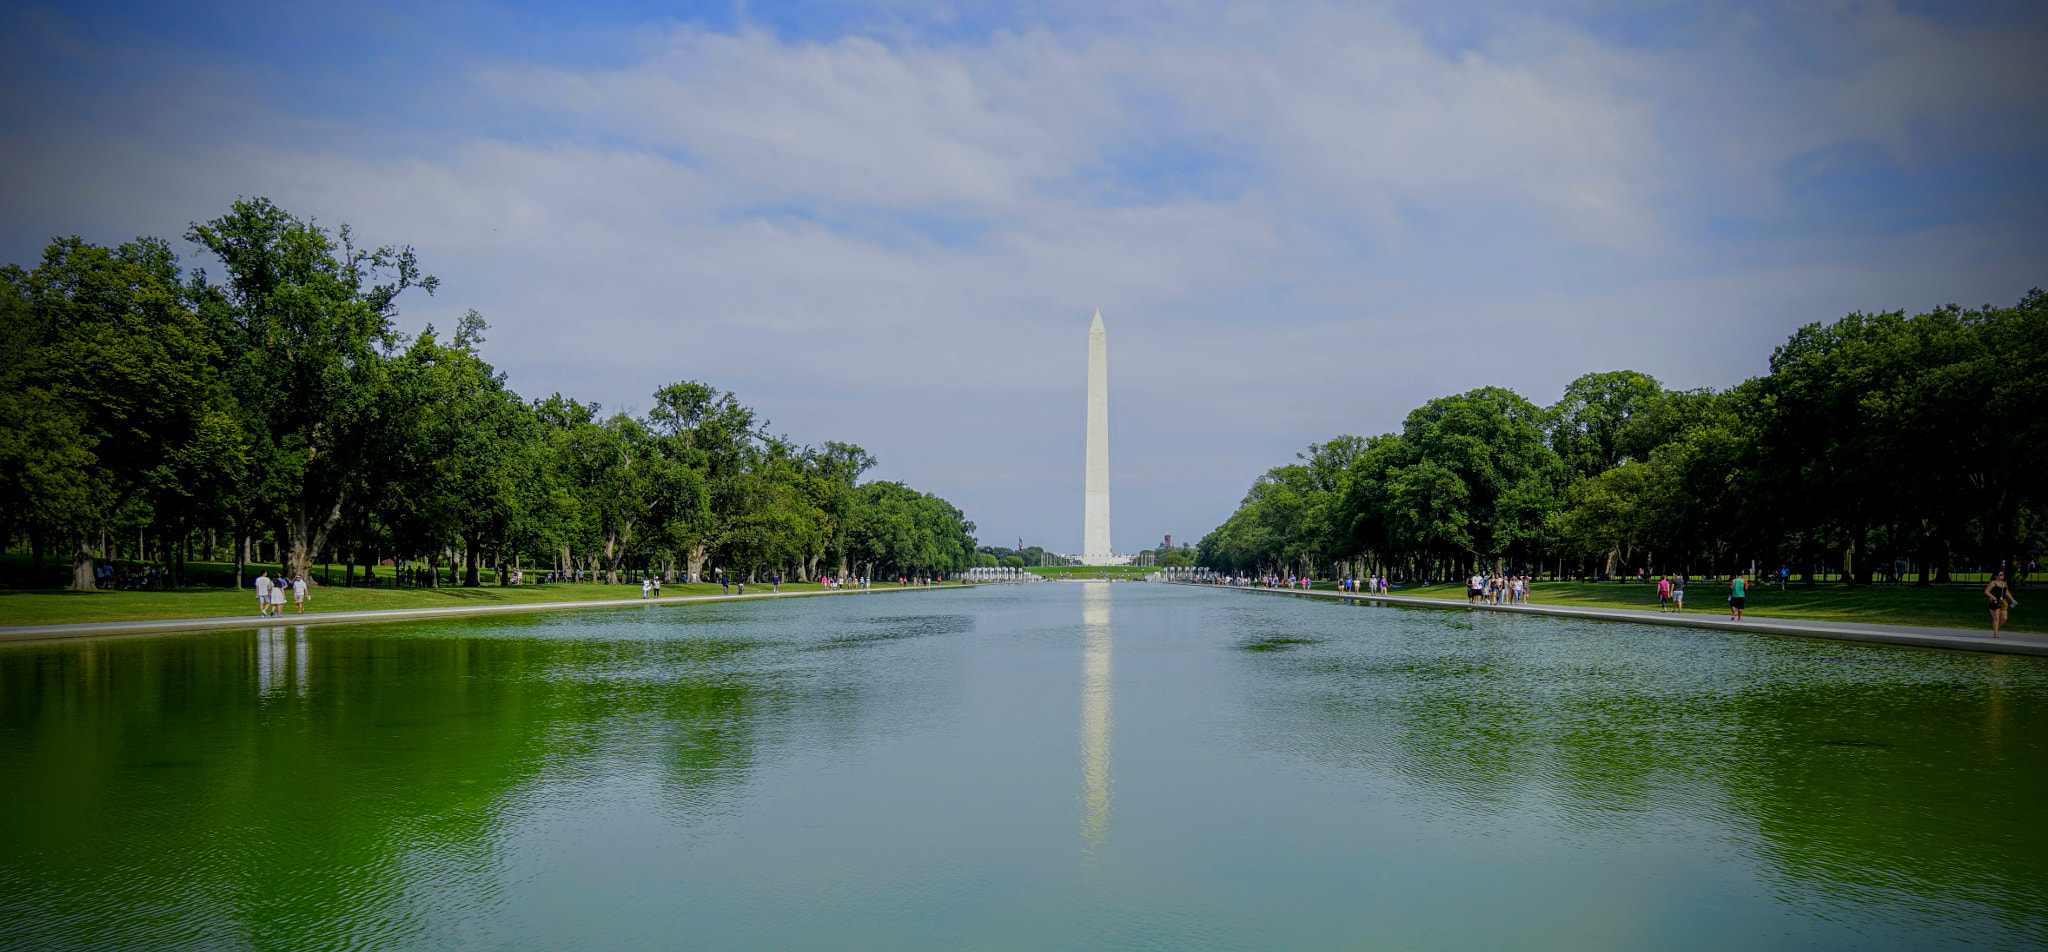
[
  {"left": 1466, "top": 573, "right": 1532, "bottom": 605},
  {"left": 251, "top": 571, "right": 309, "bottom": 616},
  {"left": 1337, "top": 576, "right": 1391, "bottom": 594},
  {"left": 94, "top": 561, "right": 171, "bottom": 591},
  {"left": 1199, "top": 575, "right": 1318, "bottom": 589},
  {"left": 705, "top": 573, "right": 880, "bottom": 595},
  {"left": 1655, "top": 575, "right": 1688, "bottom": 613},
  {"left": 1667, "top": 572, "right": 1748, "bottom": 620}
]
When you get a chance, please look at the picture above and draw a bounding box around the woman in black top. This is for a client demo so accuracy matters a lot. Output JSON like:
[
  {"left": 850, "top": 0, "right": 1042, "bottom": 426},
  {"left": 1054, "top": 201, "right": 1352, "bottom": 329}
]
[{"left": 1985, "top": 571, "right": 2017, "bottom": 637}]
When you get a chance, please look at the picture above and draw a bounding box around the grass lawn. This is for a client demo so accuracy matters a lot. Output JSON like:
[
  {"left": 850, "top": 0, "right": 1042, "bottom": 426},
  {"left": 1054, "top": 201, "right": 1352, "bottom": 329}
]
[
  {"left": 1327, "top": 579, "right": 2042, "bottom": 634},
  {"left": 0, "top": 573, "right": 945, "bottom": 628}
]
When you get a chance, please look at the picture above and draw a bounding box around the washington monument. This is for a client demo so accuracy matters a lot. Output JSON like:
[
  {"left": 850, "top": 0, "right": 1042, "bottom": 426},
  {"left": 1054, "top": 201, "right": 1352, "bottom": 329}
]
[{"left": 1081, "top": 310, "right": 1126, "bottom": 565}]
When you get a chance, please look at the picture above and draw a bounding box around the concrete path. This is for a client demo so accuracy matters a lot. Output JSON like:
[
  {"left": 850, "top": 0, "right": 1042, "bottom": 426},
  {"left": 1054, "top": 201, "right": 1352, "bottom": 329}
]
[
  {"left": 0, "top": 584, "right": 964, "bottom": 645},
  {"left": 1178, "top": 582, "right": 2048, "bottom": 657}
]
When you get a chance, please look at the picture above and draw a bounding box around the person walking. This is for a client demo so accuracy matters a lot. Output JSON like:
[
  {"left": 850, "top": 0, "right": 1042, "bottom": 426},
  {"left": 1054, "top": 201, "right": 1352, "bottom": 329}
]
[
  {"left": 1728, "top": 573, "right": 1748, "bottom": 621},
  {"left": 268, "top": 573, "right": 288, "bottom": 615},
  {"left": 254, "top": 571, "right": 274, "bottom": 617},
  {"left": 1657, "top": 575, "right": 1672, "bottom": 612},
  {"left": 1670, "top": 576, "right": 1684, "bottom": 613},
  {"left": 292, "top": 575, "right": 309, "bottom": 614},
  {"left": 1985, "top": 571, "right": 2018, "bottom": 638}
]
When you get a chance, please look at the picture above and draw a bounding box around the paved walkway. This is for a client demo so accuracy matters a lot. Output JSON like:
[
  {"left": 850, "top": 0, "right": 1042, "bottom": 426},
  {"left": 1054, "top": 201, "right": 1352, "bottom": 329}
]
[
  {"left": 0, "top": 585, "right": 962, "bottom": 644},
  {"left": 1177, "top": 583, "right": 2048, "bottom": 657}
]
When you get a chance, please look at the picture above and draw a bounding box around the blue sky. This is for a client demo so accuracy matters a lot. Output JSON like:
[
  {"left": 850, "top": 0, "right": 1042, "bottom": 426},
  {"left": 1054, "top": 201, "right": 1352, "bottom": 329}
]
[{"left": 4, "top": 0, "right": 2044, "bottom": 554}]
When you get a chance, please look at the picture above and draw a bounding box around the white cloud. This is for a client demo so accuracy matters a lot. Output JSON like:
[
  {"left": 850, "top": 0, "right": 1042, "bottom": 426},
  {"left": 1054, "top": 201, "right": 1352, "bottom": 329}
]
[{"left": 483, "top": 27, "right": 1107, "bottom": 209}]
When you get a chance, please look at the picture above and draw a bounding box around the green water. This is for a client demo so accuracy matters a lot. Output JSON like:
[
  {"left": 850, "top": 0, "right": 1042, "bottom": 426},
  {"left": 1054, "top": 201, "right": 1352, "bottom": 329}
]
[{"left": 2, "top": 584, "right": 2044, "bottom": 950}]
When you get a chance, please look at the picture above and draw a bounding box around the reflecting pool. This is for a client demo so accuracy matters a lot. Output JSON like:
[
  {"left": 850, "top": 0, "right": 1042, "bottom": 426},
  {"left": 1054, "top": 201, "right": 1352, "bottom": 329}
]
[{"left": 3, "top": 583, "right": 2045, "bottom": 950}]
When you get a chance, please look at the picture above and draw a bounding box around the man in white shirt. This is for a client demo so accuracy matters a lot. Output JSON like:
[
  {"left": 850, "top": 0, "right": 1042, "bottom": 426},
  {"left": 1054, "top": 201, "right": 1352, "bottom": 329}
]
[
  {"left": 254, "top": 572, "right": 274, "bottom": 617},
  {"left": 293, "top": 575, "right": 309, "bottom": 614}
]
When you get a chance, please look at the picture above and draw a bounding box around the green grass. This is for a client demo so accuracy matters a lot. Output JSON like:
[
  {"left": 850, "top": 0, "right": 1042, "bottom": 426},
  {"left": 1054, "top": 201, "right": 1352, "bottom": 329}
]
[
  {"left": 0, "top": 562, "right": 948, "bottom": 628},
  {"left": 1318, "top": 579, "right": 2042, "bottom": 634}
]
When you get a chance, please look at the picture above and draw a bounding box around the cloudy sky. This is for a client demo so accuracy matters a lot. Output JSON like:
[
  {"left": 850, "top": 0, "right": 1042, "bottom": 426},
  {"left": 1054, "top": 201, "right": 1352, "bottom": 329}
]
[{"left": 4, "top": 0, "right": 2044, "bottom": 554}]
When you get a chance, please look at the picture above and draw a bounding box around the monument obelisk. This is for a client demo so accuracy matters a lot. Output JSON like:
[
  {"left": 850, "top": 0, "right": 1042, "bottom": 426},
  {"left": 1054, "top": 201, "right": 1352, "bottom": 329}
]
[{"left": 1082, "top": 310, "right": 1114, "bottom": 564}]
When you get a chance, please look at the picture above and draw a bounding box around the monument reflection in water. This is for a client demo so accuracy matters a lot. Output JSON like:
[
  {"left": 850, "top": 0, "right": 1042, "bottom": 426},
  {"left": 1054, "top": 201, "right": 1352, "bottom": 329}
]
[{"left": 1079, "top": 583, "right": 1113, "bottom": 854}]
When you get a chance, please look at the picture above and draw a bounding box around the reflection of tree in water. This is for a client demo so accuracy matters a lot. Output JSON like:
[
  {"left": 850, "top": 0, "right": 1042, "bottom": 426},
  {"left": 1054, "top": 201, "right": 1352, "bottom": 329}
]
[
  {"left": 0, "top": 631, "right": 565, "bottom": 950},
  {"left": 1713, "top": 653, "right": 2048, "bottom": 941},
  {"left": 531, "top": 636, "right": 781, "bottom": 817},
  {"left": 1244, "top": 633, "right": 1726, "bottom": 814},
  {"left": 0, "top": 625, "right": 812, "bottom": 951},
  {"left": 1235, "top": 613, "right": 2048, "bottom": 938}
]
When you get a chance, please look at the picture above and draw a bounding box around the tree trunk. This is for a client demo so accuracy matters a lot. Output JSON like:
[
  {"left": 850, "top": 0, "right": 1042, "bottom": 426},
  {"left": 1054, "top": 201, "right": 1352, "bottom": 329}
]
[
  {"left": 284, "top": 489, "right": 348, "bottom": 584},
  {"left": 465, "top": 536, "right": 482, "bottom": 587},
  {"left": 686, "top": 544, "right": 708, "bottom": 584},
  {"left": 69, "top": 533, "right": 97, "bottom": 591},
  {"left": 234, "top": 530, "right": 248, "bottom": 588}
]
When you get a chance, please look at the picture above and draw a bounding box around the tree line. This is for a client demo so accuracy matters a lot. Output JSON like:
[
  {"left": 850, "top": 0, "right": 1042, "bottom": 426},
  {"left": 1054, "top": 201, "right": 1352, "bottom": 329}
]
[
  {"left": 1198, "top": 291, "right": 2047, "bottom": 585},
  {"left": 0, "top": 198, "right": 979, "bottom": 591}
]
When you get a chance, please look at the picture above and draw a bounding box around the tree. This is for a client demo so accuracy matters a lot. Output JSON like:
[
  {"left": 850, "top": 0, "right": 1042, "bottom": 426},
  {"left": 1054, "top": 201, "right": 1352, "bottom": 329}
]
[
  {"left": 0, "top": 271, "right": 104, "bottom": 579},
  {"left": 395, "top": 311, "right": 534, "bottom": 586},
  {"left": 646, "top": 381, "right": 763, "bottom": 582},
  {"left": 1550, "top": 370, "right": 1664, "bottom": 480},
  {"left": 7, "top": 238, "right": 228, "bottom": 589},
  {"left": 845, "top": 482, "right": 976, "bottom": 578},
  {"left": 1397, "top": 387, "right": 1565, "bottom": 572},
  {"left": 186, "top": 198, "right": 437, "bottom": 582},
  {"left": 556, "top": 411, "right": 654, "bottom": 585}
]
